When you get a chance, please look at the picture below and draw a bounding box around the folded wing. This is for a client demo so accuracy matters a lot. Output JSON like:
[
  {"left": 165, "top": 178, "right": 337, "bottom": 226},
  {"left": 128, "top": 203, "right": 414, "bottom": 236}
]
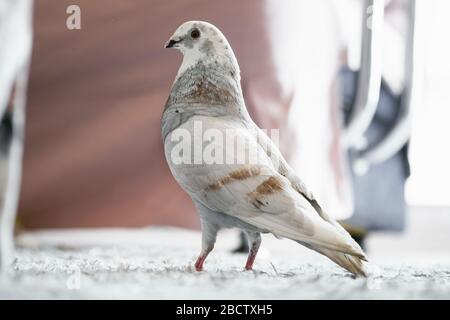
[{"left": 169, "top": 117, "right": 366, "bottom": 259}]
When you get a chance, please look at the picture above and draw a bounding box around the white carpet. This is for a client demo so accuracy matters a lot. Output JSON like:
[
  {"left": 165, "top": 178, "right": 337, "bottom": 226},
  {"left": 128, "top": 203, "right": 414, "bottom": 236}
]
[{"left": 1, "top": 208, "right": 450, "bottom": 299}]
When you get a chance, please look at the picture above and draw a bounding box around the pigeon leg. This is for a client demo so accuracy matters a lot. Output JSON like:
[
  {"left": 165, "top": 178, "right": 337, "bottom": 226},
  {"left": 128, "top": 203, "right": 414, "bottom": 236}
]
[
  {"left": 195, "top": 221, "right": 218, "bottom": 271},
  {"left": 244, "top": 232, "right": 261, "bottom": 271},
  {"left": 194, "top": 246, "right": 213, "bottom": 271}
]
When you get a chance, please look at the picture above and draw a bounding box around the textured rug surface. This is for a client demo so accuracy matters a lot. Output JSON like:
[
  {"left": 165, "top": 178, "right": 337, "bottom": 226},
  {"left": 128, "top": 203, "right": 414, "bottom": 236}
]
[{"left": 1, "top": 224, "right": 449, "bottom": 299}]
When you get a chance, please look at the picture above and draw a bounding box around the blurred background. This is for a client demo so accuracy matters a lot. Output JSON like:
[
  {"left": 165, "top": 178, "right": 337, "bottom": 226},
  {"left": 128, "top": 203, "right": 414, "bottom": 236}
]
[{"left": 4, "top": 0, "right": 449, "bottom": 253}]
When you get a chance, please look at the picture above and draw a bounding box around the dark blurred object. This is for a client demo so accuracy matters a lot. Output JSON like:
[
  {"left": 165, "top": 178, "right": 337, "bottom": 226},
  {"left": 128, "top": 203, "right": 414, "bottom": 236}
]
[
  {"left": 340, "top": 0, "right": 418, "bottom": 237},
  {"left": 0, "top": 112, "right": 13, "bottom": 155},
  {"left": 232, "top": 232, "right": 249, "bottom": 254},
  {"left": 341, "top": 67, "right": 409, "bottom": 232}
]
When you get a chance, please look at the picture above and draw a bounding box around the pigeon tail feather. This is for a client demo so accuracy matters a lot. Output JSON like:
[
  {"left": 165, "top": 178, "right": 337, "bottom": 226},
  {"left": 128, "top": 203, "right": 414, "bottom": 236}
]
[{"left": 315, "top": 247, "right": 367, "bottom": 277}]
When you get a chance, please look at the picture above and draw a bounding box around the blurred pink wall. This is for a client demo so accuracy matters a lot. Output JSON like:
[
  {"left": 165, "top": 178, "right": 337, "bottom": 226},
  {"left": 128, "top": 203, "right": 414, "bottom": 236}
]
[{"left": 19, "top": 0, "right": 276, "bottom": 229}]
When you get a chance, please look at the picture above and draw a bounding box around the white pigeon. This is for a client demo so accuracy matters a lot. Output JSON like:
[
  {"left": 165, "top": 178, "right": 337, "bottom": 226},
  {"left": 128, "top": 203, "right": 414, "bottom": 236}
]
[{"left": 161, "top": 21, "right": 368, "bottom": 276}]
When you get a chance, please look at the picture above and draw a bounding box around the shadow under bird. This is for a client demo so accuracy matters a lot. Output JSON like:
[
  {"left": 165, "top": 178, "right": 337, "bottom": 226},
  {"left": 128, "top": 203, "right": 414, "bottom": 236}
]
[{"left": 161, "top": 21, "right": 368, "bottom": 276}]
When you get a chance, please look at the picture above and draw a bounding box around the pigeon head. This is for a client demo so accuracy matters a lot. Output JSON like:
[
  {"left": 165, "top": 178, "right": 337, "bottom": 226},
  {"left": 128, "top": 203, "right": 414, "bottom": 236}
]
[{"left": 165, "top": 21, "right": 239, "bottom": 77}]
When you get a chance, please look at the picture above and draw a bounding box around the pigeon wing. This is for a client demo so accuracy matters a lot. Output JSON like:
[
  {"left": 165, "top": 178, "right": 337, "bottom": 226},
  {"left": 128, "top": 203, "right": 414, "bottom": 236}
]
[{"left": 167, "top": 117, "right": 365, "bottom": 258}]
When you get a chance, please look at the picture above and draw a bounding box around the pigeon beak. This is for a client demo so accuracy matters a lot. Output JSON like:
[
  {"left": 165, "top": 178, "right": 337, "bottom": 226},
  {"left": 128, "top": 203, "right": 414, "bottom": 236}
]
[{"left": 165, "top": 38, "right": 180, "bottom": 49}]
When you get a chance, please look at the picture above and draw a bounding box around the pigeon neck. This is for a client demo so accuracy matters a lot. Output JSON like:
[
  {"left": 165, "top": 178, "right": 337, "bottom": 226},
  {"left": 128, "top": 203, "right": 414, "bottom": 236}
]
[{"left": 168, "top": 60, "right": 243, "bottom": 109}]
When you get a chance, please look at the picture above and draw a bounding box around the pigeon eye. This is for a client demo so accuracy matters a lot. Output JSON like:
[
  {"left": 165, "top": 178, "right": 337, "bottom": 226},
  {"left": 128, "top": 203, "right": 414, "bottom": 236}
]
[{"left": 190, "top": 29, "right": 200, "bottom": 39}]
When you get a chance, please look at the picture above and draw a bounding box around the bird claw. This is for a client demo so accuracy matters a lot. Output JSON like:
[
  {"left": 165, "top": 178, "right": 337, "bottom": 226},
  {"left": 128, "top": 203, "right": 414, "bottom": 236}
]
[
  {"left": 194, "top": 257, "right": 205, "bottom": 272},
  {"left": 195, "top": 266, "right": 203, "bottom": 272}
]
